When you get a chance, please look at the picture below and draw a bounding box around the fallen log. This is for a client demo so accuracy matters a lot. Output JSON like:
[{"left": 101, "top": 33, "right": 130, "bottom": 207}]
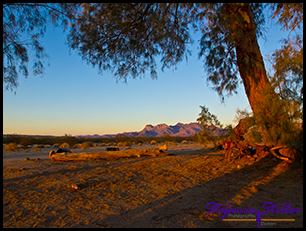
[{"left": 49, "top": 149, "right": 172, "bottom": 162}]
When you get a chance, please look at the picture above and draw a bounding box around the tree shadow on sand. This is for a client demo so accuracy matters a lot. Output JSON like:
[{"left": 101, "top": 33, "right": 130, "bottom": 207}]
[{"left": 91, "top": 156, "right": 303, "bottom": 228}]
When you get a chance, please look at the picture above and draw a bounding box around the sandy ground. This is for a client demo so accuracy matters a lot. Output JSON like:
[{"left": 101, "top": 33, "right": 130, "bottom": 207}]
[
  {"left": 3, "top": 143, "right": 303, "bottom": 228},
  {"left": 3, "top": 143, "right": 205, "bottom": 162}
]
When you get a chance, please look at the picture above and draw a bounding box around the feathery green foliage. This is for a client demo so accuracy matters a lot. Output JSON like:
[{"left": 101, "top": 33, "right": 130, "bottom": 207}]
[
  {"left": 3, "top": 3, "right": 77, "bottom": 92},
  {"left": 3, "top": 3, "right": 303, "bottom": 153},
  {"left": 68, "top": 3, "right": 193, "bottom": 82},
  {"left": 196, "top": 105, "right": 222, "bottom": 145}
]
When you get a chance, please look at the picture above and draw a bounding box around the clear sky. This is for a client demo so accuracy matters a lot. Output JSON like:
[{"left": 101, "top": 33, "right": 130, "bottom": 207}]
[{"left": 3, "top": 11, "right": 289, "bottom": 136}]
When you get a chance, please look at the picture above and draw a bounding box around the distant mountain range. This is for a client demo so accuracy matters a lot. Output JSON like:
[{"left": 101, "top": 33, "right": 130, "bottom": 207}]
[{"left": 77, "top": 122, "right": 227, "bottom": 138}]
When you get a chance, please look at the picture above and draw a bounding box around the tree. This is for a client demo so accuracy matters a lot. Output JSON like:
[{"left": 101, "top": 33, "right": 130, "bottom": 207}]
[
  {"left": 68, "top": 3, "right": 194, "bottom": 81},
  {"left": 4, "top": 4, "right": 302, "bottom": 153},
  {"left": 256, "top": 4, "right": 303, "bottom": 152},
  {"left": 196, "top": 105, "right": 222, "bottom": 128},
  {"left": 68, "top": 3, "right": 302, "bottom": 151},
  {"left": 3, "top": 3, "right": 77, "bottom": 92},
  {"left": 68, "top": 3, "right": 272, "bottom": 110},
  {"left": 196, "top": 105, "right": 222, "bottom": 146},
  {"left": 268, "top": 3, "right": 303, "bottom": 121}
]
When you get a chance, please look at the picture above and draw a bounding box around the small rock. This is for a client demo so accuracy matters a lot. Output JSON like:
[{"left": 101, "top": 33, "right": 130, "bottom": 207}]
[
  {"left": 250, "top": 186, "right": 259, "bottom": 193},
  {"left": 71, "top": 183, "right": 81, "bottom": 190},
  {"left": 24, "top": 157, "right": 30, "bottom": 161},
  {"left": 237, "top": 165, "right": 242, "bottom": 169}
]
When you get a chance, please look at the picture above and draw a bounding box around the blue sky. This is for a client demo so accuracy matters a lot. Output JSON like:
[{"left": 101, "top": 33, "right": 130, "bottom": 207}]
[{"left": 3, "top": 11, "right": 289, "bottom": 136}]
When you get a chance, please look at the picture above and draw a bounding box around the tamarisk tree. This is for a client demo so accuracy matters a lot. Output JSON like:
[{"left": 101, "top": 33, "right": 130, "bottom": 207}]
[
  {"left": 4, "top": 3, "right": 302, "bottom": 155},
  {"left": 3, "top": 3, "right": 77, "bottom": 92},
  {"left": 67, "top": 3, "right": 303, "bottom": 154}
]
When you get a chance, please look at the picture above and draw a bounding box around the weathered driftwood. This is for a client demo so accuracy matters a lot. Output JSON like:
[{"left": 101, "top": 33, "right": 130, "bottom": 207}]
[
  {"left": 269, "top": 146, "right": 295, "bottom": 162},
  {"left": 49, "top": 149, "right": 172, "bottom": 162},
  {"left": 226, "top": 141, "right": 295, "bottom": 163},
  {"left": 231, "top": 120, "right": 298, "bottom": 163}
]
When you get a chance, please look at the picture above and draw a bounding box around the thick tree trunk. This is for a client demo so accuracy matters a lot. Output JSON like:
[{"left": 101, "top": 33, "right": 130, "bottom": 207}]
[
  {"left": 225, "top": 4, "right": 297, "bottom": 158},
  {"left": 226, "top": 3, "right": 279, "bottom": 115}
]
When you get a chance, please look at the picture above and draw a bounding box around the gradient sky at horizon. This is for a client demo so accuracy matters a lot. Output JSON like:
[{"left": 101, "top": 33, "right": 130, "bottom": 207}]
[{"left": 3, "top": 11, "right": 290, "bottom": 136}]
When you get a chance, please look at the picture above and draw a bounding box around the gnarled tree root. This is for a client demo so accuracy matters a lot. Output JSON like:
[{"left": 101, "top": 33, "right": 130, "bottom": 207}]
[{"left": 269, "top": 146, "right": 294, "bottom": 163}]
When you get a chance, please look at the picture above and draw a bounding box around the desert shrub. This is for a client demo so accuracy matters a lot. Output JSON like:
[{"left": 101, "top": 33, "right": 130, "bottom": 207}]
[
  {"left": 124, "top": 142, "right": 131, "bottom": 148},
  {"left": 45, "top": 144, "right": 51, "bottom": 148},
  {"left": 138, "top": 143, "right": 142, "bottom": 146},
  {"left": 72, "top": 144, "right": 80, "bottom": 149},
  {"left": 4, "top": 143, "right": 18, "bottom": 152},
  {"left": 117, "top": 141, "right": 130, "bottom": 147},
  {"left": 60, "top": 142, "right": 70, "bottom": 149},
  {"left": 181, "top": 140, "right": 188, "bottom": 144},
  {"left": 150, "top": 140, "right": 157, "bottom": 145},
  {"left": 21, "top": 144, "right": 29, "bottom": 150},
  {"left": 19, "top": 136, "right": 35, "bottom": 147},
  {"left": 34, "top": 147, "right": 41, "bottom": 152},
  {"left": 80, "top": 142, "right": 90, "bottom": 149},
  {"left": 165, "top": 141, "right": 177, "bottom": 146}
]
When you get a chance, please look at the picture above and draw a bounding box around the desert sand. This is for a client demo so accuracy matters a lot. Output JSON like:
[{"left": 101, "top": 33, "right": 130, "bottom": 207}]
[{"left": 3, "top": 143, "right": 303, "bottom": 228}]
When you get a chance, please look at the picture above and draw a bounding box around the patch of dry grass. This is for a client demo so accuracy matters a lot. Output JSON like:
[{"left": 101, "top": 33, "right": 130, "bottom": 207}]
[
  {"left": 4, "top": 143, "right": 18, "bottom": 152},
  {"left": 49, "top": 149, "right": 171, "bottom": 162}
]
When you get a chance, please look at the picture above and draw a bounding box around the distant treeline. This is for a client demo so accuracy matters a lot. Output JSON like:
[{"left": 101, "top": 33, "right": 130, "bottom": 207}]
[{"left": 3, "top": 134, "right": 198, "bottom": 146}]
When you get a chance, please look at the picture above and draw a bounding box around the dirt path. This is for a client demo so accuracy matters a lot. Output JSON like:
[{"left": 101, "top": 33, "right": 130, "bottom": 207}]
[{"left": 3, "top": 146, "right": 303, "bottom": 228}]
